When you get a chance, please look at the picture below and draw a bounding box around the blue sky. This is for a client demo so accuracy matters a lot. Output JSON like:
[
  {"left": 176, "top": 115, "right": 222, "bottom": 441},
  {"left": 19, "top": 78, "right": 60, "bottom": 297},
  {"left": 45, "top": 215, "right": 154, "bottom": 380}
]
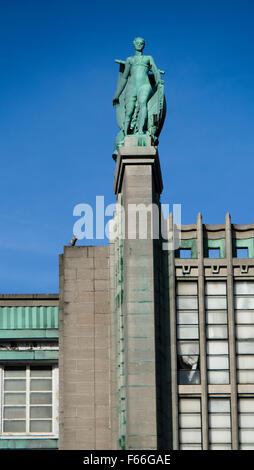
[{"left": 0, "top": 0, "right": 253, "bottom": 292}]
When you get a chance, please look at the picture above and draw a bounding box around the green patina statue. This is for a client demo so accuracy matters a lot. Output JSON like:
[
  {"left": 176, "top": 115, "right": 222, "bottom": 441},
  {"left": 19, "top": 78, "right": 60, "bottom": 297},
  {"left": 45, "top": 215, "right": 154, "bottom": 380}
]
[{"left": 113, "top": 37, "right": 166, "bottom": 157}]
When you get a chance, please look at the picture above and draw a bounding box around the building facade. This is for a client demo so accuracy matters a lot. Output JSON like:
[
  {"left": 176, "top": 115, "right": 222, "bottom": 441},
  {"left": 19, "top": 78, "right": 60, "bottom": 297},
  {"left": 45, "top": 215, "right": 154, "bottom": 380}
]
[
  {"left": 0, "top": 294, "right": 59, "bottom": 449},
  {"left": 0, "top": 144, "right": 254, "bottom": 450}
]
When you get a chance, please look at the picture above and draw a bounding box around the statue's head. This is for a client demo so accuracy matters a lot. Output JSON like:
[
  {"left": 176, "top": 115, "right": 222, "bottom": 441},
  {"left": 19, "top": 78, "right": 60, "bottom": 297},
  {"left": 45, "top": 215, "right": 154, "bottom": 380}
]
[{"left": 133, "top": 37, "right": 145, "bottom": 52}]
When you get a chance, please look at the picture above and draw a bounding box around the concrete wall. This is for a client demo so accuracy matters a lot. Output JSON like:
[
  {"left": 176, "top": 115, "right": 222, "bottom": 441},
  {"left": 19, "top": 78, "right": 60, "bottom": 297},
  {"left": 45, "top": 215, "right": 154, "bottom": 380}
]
[{"left": 59, "top": 246, "right": 112, "bottom": 450}]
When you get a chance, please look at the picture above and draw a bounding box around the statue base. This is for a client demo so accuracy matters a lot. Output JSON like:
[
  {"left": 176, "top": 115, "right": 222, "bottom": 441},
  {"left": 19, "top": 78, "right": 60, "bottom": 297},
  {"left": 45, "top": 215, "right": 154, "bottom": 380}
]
[
  {"left": 124, "top": 135, "right": 152, "bottom": 147},
  {"left": 112, "top": 135, "right": 155, "bottom": 161}
]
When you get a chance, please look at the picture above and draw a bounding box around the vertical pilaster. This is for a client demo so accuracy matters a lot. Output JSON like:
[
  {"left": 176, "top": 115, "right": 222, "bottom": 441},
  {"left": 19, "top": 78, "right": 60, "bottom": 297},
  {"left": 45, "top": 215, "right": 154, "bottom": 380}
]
[
  {"left": 197, "top": 213, "right": 209, "bottom": 449},
  {"left": 168, "top": 213, "right": 178, "bottom": 449},
  {"left": 113, "top": 145, "right": 163, "bottom": 450},
  {"left": 225, "top": 213, "right": 239, "bottom": 449}
]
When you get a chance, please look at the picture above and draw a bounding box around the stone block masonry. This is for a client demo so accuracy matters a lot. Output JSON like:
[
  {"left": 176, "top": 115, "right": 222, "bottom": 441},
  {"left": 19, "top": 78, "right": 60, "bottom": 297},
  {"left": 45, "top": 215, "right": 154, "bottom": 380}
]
[{"left": 59, "top": 246, "right": 113, "bottom": 450}]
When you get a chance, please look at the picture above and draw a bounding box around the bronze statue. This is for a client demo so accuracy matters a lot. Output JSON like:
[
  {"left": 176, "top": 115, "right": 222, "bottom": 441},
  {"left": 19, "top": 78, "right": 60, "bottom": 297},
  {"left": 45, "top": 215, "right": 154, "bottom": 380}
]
[{"left": 113, "top": 37, "right": 166, "bottom": 157}]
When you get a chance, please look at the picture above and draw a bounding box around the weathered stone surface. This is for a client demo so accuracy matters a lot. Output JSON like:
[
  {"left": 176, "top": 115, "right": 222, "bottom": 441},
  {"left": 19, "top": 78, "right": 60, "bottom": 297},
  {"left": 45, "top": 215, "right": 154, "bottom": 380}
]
[{"left": 59, "top": 246, "right": 111, "bottom": 450}]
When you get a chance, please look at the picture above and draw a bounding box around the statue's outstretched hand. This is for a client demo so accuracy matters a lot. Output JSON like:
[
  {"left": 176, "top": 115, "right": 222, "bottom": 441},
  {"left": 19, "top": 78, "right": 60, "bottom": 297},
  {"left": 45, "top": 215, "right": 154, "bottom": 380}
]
[{"left": 113, "top": 97, "right": 119, "bottom": 106}]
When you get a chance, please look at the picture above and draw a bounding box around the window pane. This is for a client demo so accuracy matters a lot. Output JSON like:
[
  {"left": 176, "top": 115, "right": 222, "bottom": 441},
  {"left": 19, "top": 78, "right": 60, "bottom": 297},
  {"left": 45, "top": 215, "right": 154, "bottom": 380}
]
[
  {"left": 239, "top": 415, "right": 254, "bottom": 428},
  {"left": 206, "top": 325, "right": 228, "bottom": 339},
  {"left": 178, "top": 370, "right": 200, "bottom": 385},
  {"left": 208, "top": 370, "right": 229, "bottom": 384},
  {"left": 236, "top": 326, "right": 254, "bottom": 339},
  {"left": 30, "top": 367, "right": 52, "bottom": 377},
  {"left": 4, "top": 367, "right": 26, "bottom": 378},
  {"left": 30, "top": 420, "right": 52, "bottom": 432},
  {"left": 30, "top": 379, "right": 52, "bottom": 391},
  {"left": 235, "top": 297, "right": 254, "bottom": 310},
  {"left": 4, "top": 406, "right": 26, "bottom": 419},
  {"left": 4, "top": 393, "right": 26, "bottom": 405},
  {"left": 30, "top": 393, "right": 52, "bottom": 404},
  {"left": 235, "top": 282, "right": 254, "bottom": 295},
  {"left": 177, "top": 341, "right": 199, "bottom": 355},
  {"left": 207, "top": 356, "right": 229, "bottom": 370},
  {"left": 177, "top": 326, "right": 199, "bottom": 339},
  {"left": 4, "top": 380, "right": 26, "bottom": 391},
  {"left": 239, "top": 430, "right": 254, "bottom": 444},
  {"left": 210, "top": 444, "right": 232, "bottom": 450},
  {"left": 237, "top": 370, "right": 254, "bottom": 384},
  {"left": 235, "top": 311, "right": 254, "bottom": 324},
  {"left": 180, "top": 444, "right": 202, "bottom": 450},
  {"left": 206, "top": 282, "right": 226, "bottom": 295},
  {"left": 177, "top": 282, "right": 197, "bottom": 295},
  {"left": 239, "top": 399, "right": 254, "bottom": 412},
  {"left": 236, "top": 340, "right": 254, "bottom": 354},
  {"left": 209, "top": 415, "right": 231, "bottom": 428},
  {"left": 179, "top": 429, "right": 201, "bottom": 443},
  {"left": 209, "top": 429, "right": 231, "bottom": 443},
  {"left": 30, "top": 406, "right": 52, "bottom": 418},
  {"left": 209, "top": 399, "right": 230, "bottom": 413},
  {"left": 206, "top": 297, "right": 227, "bottom": 309},
  {"left": 177, "top": 311, "right": 198, "bottom": 325},
  {"left": 179, "top": 399, "right": 201, "bottom": 413},
  {"left": 179, "top": 414, "right": 201, "bottom": 428},
  {"left": 3, "top": 420, "right": 26, "bottom": 432},
  {"left": 237, "top": 356, "right": 254, "bottom": 369},
  {"left": 177, "top": 297, "right": 198, "bottom": 310},
  {"left": 207, "top": 341, "right": 228, "bottom": 355},
  {"left": 206, "top": 311, "right": 228, "bottom": 324}
]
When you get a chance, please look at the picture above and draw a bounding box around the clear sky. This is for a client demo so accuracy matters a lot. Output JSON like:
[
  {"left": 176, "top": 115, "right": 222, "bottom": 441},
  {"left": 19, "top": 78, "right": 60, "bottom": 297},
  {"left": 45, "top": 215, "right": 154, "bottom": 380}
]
[{"left": 0, "top": 0, "right": 253, "bottom": 293}]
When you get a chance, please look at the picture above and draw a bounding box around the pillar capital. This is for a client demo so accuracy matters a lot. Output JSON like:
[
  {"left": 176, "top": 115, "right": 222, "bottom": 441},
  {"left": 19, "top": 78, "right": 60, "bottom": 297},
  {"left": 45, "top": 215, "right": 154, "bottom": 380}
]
[{"left": 113, "top": 145, "right": 163, "bottom": 196}]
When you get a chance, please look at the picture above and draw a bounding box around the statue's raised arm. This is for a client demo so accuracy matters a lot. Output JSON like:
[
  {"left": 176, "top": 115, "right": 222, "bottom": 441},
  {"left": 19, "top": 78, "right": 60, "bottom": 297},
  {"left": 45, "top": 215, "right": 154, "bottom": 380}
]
[
  {"left": 112, "top": 37, "right": 166, "bottom": 158},
  {"left": 113, "top": 58, "right": 131, "bottom": 106}
]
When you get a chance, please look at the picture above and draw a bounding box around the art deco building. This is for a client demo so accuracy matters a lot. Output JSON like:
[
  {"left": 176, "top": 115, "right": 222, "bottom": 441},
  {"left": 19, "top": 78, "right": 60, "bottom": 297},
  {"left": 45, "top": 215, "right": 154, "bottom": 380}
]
[{"left": 0, "top": 143, "right": 253, "bottom": 450}]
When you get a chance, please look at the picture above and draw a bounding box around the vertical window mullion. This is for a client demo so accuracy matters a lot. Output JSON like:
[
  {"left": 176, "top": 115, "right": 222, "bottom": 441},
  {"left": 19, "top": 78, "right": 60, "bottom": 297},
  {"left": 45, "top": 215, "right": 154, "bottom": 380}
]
[
  {"left": 179, "top": 397, "right": 202, "bottom": 449},
  {"left": 205, "top": 281, "right": 229, "bottom": 384},
  {"left": 26, "top": 365, "right": 30, "bottom": 434},
  {"left": 52, "top": 366, "right": 58, "bottom": 435},
  {"left": 0, "top": 366, "right": 3, "bottom": 434},
  {"left": 176, "top": 282, "right": 200, "bottom": 385}
]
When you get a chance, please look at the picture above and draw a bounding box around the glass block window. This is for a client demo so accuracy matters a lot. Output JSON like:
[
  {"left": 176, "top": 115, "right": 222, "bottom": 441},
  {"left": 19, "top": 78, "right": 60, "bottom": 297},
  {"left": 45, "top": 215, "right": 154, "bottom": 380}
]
[
  {"left": 234, "top": 281, "right": 254, "bottom": 384},
  {"left": 1, "top": 365, "right": 58, "bottom": 435},
  {"left": 179, "top": 397, "right": 202, "bottom": 450},
  {"left": 208, "top": 398, "right": 232, "bottom": 449},
  {"left": 176, "top": 282, "right": 200, "bottom": 384},
  {"left": 239, "top": 398, "right": 254, "bottom": 449},
  {"left": 205, "top": 282, "right": 229, "bottom": 384}
]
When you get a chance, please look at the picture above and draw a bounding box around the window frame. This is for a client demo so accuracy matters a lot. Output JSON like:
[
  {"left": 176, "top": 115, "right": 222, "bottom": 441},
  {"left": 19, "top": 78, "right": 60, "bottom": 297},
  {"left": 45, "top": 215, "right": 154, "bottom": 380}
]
[{"left": 0, "top": 363, "right": 58, "bottom": 438}]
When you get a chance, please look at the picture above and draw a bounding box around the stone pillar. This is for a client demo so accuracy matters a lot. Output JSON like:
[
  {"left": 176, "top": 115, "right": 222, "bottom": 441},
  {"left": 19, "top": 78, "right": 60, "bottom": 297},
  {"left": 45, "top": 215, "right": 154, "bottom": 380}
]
[{"left": 113, "top": 143, "right": 163, "bottom": 450}]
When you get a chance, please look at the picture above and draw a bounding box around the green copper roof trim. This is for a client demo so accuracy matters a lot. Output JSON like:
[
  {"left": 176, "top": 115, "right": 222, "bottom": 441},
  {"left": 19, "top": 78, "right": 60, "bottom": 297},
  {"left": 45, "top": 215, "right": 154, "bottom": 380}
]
[
  {"left": 175, "top": 239, "right": 197, "bottom": 259},
  {"left": 0, "top": 329, "right": 58, "bottom": 339},
  {"left": 0, "top": 350, "right": 58, "bottom": 361},
  {"left": 0, "top": 438, "right": 58, "bottom": 449},
  {"left": 203, "top": 238, "right": 226, "bottom": 258},
  {"left": 233, "top": 238, "right": 254, "bottom": 258},
  {"left": 0, "top": 306, "right": 58, "bottom": 330}
]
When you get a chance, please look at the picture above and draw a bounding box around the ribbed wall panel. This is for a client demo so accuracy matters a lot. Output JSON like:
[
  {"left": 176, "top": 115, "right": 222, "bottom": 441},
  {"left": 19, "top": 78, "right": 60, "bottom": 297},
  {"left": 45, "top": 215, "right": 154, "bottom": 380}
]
[{"left": 0, "top": 306, "right": 58, "bottom": 330}]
